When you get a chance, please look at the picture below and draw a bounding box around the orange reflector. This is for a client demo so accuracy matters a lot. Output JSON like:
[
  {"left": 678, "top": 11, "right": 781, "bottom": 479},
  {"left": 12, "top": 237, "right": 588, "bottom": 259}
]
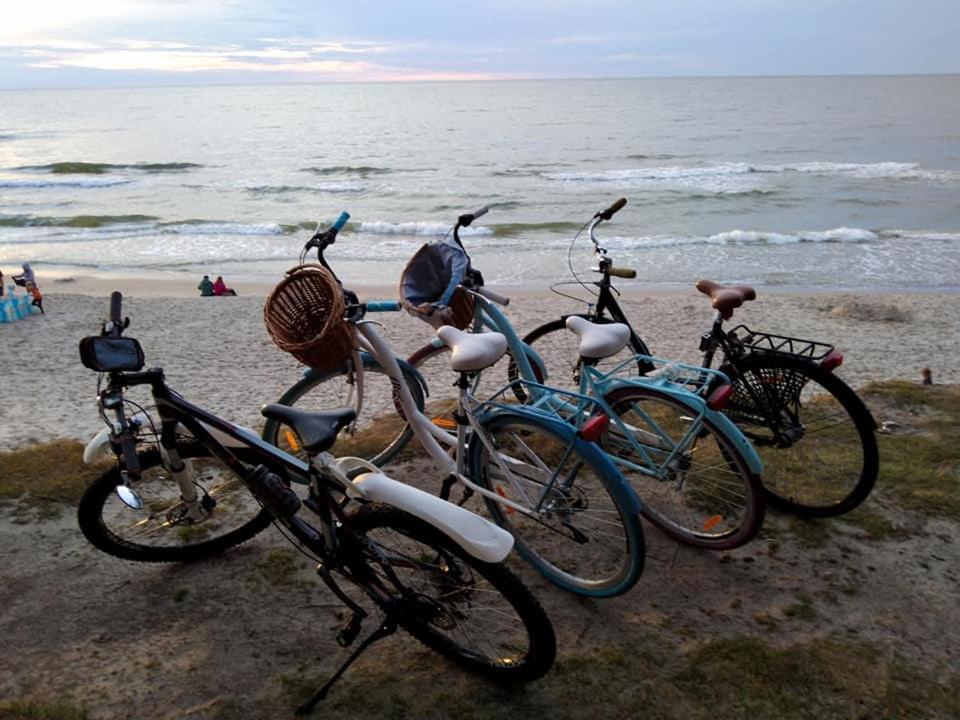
[
  {"left": 821, "top": 349, "right": 844, "bottom": 373},
  {"left": 706, "top": 384, "right": 734, "bottom": 411},
  {"left": 578, "top": 413, "right": 610, "bottom": 443},
  {"left": 432, "top": 417, "right": 457, "bottom": 430},
  {"left": 703, "top": 515, "right": 722, "bottom": 530},
  {"left": 283, "top": 430, "right": 301, "bottom": 452},
  {"left": 495, "top": 486, "right": 514, "bottom": 514}
]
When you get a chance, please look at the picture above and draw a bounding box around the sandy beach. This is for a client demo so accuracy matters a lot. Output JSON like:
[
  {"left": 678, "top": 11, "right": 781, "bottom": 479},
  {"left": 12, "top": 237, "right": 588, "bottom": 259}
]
[{"left": 1, "top": 275, "right": 957, "bottom": 450}]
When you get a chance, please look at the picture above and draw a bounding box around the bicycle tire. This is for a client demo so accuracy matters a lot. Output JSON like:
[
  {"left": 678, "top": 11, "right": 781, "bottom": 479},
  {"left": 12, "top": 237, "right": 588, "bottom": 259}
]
[
  {"left": 722, "top": 353, "right": 878, "bottom": 517},
  {"left": 347, "top": 503, "right": 556, "bottom": 682},
  {"left": 604, "top": 385, "right": 765, "bottom": 550},
  {"left": 78, "top": 443, "right": 273, "bottom": 563},
  {"left": 262, "top": 356, "right": 424, "bottom": 467},
  {"left": 467, "top": 410, "right": 645, "bottom": 597}
]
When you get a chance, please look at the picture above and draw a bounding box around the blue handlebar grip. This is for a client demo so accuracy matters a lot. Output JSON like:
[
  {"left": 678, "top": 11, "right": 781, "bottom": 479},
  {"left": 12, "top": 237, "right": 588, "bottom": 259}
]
[
  {"left": 333, "top": 211, "right": 350, "bottom": 232},
  {"left": 365, "top": 300, "right": 401, "bottom": 312}
]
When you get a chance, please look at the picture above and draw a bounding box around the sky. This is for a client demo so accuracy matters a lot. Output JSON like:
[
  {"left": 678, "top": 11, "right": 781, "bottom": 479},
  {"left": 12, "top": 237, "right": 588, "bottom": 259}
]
[{"left": 0, "top": 0, "right": 958, "bottom": 89}]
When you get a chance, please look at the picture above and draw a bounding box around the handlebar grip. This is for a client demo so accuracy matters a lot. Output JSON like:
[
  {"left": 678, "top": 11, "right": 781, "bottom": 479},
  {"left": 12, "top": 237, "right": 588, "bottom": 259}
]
[
  {"left": 471, "top": 205, "right": 489, "bottom": 220},
  {"left": 365, "top": 300, "right": 401, "bottom": 312},
  {"left": 110, "top": 292, "right": 122, "bottom": 323},
  {"left": 599, "top": 197, "right": 627, "bottom": 221},
  {"left": 608, "top": 267, "right": 637, "bottom": 279},
  {"left": 474, "top": 286, "right": 510, "bottom": 306},
  {"left": 332, "top": 211, "right": 350, "bottom": 232},
  {"left": 459, "top": 205, "right": 489, "bottom": 227}
]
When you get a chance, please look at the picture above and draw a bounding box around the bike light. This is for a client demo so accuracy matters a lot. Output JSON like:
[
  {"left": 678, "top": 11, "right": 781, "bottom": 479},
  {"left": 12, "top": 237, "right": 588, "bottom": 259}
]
[
  {"left": 706, "top": 384, "right": 734, "bottom": 411},
  {"left": 579, "top": 413, "right": 610, "bottom": 443},
  {"left": 821, "top": 350, "right": 844, "bottom": 373}
]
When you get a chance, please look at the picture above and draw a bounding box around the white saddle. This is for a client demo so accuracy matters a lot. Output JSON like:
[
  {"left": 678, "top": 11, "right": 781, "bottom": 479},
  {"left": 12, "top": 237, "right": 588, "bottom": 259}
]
[
  {"left": 437, "top": 326, "right": 508, "bottom": 372},
  {"left": 565, "top": 316, "right": 631, "bottom": 359}
]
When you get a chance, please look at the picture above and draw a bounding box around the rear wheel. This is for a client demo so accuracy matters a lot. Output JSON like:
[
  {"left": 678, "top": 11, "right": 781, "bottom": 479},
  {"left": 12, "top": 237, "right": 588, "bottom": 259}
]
[
  {"left": 723, "top": 354, "right": 878, "bottom": 517},
  {"left": 468, "top": 412, "right": 644, "bottom": 597},
  {"left": 78, "top": 443, "right": 272, "bottom": 563},
  {"left": 349, "top": 504, "right": 556, "bottom": 681},
  {"left": 604, "top": 386, "right": 765, "bottom": 550},
  {"left": 262, "top": 356, "right": 424, "bottom": 467}
]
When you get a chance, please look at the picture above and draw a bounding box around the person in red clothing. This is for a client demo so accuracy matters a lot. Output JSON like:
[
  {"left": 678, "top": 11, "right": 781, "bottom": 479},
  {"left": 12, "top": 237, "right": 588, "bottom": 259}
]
[{"left": 213, "top": 276, "right": 237, "bottom": 296}]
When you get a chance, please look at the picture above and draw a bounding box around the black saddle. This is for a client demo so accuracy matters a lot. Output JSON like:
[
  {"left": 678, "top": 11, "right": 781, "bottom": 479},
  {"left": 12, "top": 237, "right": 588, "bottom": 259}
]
[{"left": 260, "top": 404, "right": 357, "bottom": 453}]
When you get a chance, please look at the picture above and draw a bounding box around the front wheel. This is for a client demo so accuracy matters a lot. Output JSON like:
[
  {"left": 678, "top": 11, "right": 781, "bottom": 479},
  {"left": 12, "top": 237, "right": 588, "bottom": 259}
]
[
  {"left": 78, "top": 443, "right": 273, "bottom": 563},
  {"left": 467, "top": 411, "right": 645, "bottom": 597},
  {"left": 722, "top": 353, "right": 878, "bottom": 517},
  {"left": 604, "top": 386, "right": 765, "bottom": 550},
  {"left": 262, "top": 356, "right": 425, "bottom": 467},
  {"left": 348, "top": 504, "right": 556, "bottom": 682}
]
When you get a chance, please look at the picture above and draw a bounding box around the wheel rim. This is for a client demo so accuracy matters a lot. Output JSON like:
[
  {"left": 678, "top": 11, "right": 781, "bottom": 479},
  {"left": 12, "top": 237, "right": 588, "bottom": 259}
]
[
  {"left": 99, "top": 456, "right": 263, "bottom": 550},
  {"left": 608, "top": 391, "right": 754, "bottom": 541},
  {"left": 363, "top": 525, "right": 533, "bottom": 669},
  {"left": 479, "top": 419, "right": 634, "bottom": 589},
  {"left": 728, "top": 363, "right": 867, "bottom": 510}
]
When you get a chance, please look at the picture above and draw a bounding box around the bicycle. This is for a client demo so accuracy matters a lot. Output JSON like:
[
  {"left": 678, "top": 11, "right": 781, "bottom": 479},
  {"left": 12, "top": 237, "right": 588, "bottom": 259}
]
[
  {"left": 262, "top": 212, "right": 646, "bottom": 597},
  {"left": 519, "top": 198, "right": 879, "bottom": 518},
  {"left": 397, "top": 208, "right": 765, "bottom": 550},
  {"left": 77, "top": 291, "right": 555, "bottom": 712},
  {"left": 270, "top": 208, "right": 764, "bottom": 553}
]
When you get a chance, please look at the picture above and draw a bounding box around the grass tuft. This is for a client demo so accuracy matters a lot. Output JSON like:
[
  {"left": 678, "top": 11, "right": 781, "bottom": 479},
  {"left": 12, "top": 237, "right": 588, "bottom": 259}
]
[{"left": 0, "top": 440, "right": 107, "bottom": 519}]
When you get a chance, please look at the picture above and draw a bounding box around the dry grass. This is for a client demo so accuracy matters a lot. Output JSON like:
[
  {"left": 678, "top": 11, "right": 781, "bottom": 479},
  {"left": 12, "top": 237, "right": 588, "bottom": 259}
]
[{"left": 0, "top": 440, "right": 107, "bottom": 520}]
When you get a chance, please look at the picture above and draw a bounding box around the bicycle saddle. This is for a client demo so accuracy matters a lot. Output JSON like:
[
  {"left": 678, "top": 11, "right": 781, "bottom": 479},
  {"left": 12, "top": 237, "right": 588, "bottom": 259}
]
[
  {"left": 565, "top": 316, "right": 630, "bottom": 359},
  {"left": 437, "top": 326, "right": 508, "bottom": 371},
  {"left": 695, "top": 279, "right": 757, "bottom": 319},
  {"left": 260, "top": 405, "right": 357, "bottom": 453}
]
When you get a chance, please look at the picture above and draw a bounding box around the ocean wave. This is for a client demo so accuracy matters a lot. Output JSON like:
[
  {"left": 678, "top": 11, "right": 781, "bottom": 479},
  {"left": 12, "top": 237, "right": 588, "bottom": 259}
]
[
  {"left": 358, "top": 221, "right": 492, "bottom": 237},
  {"left": 602, "top": 227, "right": 880, "bottom": 250},
  {"left": 159, "top": 221, "right": 286, "bottom": 236},
  {"left": 762, "top": 161, "right": 960, "bottom": 181},
  {"left": 0, "top": 213, "right": 158, "bottom": 228},
  {"left": 245, "top": 181, "right": 366, "bottom": 194},
  {"left": 0, "top": 176, "right": 132, "bottom": 188},
  {"left": 16, "top": 161, "right": 202, "bottom": 174},
  {"left": 301, "top": 165, "right": 392, "bottom": 177}
]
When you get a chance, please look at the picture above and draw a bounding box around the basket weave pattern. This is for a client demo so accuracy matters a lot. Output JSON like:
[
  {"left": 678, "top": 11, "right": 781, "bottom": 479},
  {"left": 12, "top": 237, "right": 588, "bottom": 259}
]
[{"left": 264, "top": 264, "right": 354, "bottom": 372}]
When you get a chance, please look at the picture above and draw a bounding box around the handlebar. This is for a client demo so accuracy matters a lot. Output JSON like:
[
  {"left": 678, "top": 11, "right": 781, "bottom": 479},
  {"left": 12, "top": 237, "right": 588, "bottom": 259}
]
[
  {"left": 458, "top": 206, "right": 489, "bottom": 228},
  {"left": 364, "top": 300, "right": 401, "bottom": 312},
  {"left": 597, "top": 197, "right": 627, "bottom": 221},
  {"left": 473, "top": 286, "right": 509, "bottom": 306},
  {"left": 109, "top": 291, "right": 122, "bottom": 324},
  {"left": 607, "top": 267, "right": 637, "bottom": 279}
]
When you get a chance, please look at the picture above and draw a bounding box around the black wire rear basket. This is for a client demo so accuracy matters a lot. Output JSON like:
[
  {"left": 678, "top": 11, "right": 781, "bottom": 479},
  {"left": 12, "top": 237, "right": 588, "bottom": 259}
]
[{"left": 727, "top": 325, "right": 834, "bottom": 361}]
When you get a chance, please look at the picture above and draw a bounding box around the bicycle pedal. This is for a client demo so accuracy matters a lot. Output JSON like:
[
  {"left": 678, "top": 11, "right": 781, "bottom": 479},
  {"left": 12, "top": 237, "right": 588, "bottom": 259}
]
[{"left": 336, "top": 615, "right": 363, "bottom": 647}]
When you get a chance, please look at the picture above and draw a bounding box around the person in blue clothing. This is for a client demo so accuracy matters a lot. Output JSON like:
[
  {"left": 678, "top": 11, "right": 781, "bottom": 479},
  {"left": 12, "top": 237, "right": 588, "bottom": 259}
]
[{"left": 198, "top": 275, "right": 214, "bottom": 297}]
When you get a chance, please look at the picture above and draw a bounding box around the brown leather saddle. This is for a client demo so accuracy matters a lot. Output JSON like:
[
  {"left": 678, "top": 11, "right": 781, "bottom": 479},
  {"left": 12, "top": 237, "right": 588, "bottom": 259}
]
[{"left": 695, "top": 279, "right": 757, "bottom": 319}]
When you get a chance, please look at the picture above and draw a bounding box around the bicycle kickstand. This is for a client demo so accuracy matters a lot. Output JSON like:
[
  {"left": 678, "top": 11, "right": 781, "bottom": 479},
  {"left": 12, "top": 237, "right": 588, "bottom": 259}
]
[{"left": 295, "top": 616, "right": 398, "bottom": 715}]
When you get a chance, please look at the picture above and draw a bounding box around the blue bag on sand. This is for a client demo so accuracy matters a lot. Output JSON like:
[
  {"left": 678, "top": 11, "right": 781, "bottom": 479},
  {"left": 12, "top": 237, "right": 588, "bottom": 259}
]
[{"left": 0, "top": 298, "right": 10, "bottom": 323}]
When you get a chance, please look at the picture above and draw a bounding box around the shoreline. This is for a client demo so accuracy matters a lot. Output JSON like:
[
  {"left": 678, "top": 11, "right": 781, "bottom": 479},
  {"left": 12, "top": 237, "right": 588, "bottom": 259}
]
[{"left": 33, "top": 270, "right": 960, "bottom": 299}]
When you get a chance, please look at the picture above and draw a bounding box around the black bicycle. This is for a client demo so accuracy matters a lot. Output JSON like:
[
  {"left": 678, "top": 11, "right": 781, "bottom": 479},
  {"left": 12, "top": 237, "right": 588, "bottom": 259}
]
[
  {"left": 77, "top": 292, "right": 555, "bottom": 712},
  {"left": 516, "top": 199, "right": 879, "bottom": 518}
]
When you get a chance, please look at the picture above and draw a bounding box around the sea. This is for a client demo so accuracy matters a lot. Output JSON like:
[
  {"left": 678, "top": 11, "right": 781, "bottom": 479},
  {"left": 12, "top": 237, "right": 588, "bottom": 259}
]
[{"left": 1, "top": 75, "right": 959, "bottom": 291}]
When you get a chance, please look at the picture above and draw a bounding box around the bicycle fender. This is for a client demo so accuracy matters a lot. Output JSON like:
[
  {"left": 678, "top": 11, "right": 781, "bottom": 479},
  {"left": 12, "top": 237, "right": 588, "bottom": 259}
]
[
  {"left": 474, "top": 407, "right": 642, "bottom": 516},
  {"left": 298, "top": 352, "right": 430, "bottom": 398},
  {"left": 351, "top": 472, "right": 514, "bottom": 563}
]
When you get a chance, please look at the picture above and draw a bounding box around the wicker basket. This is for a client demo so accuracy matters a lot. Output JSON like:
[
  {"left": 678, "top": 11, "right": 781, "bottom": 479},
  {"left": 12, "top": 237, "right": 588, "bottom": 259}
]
[
  {"left": 398, "top": 243, "right": 476, "bottom": 330},
  {"left": 264, "top": 264, "right": 355, "bottom": 372}
]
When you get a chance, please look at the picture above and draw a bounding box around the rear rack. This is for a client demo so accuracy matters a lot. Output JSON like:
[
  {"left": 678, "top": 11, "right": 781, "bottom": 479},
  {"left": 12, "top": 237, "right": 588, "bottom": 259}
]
[{"left": 728, "top": 324, "right": 834, "bottom": 361}]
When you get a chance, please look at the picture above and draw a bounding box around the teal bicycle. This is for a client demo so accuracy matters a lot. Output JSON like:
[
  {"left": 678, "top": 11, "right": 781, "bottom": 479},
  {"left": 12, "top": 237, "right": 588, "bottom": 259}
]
[{"left": 274, "top": 207, "right": 766, "bottom": 551}]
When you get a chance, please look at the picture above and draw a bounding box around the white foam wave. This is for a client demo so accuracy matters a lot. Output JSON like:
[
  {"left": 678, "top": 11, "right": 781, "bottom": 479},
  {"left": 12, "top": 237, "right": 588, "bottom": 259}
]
[
  {"left": 543, "top": 163, "right": 756, "bottom": 183},
  {"left": 161, "top": 222, "right": 285, "bottom": 236},
  {"left": 357, "top": 221, "right": 493, "bottom": 237},
  {"left": 0, "top": 176, "right": 132, "bottom": 188},
  {"left": 761, "top": 162, "right": 960, "bottom": 181},
  {"left": 603, "top": 227, "right": 879, "bottom": 250}
]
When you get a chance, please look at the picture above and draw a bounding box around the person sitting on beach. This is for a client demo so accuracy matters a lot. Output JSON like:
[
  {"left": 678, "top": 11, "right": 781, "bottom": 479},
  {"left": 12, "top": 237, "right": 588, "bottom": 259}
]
[
  {"left": 198, "top": 275, "right": 214, "bottom": 297},
  {"left": 213, "top": 276, "right": 237, "bottom": 296},
  {"left": 13, "top": 263, "right": 35, "bottom": 287},
  {"left": 25, "top": 281, "right": 44, "bottom": 315}
]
